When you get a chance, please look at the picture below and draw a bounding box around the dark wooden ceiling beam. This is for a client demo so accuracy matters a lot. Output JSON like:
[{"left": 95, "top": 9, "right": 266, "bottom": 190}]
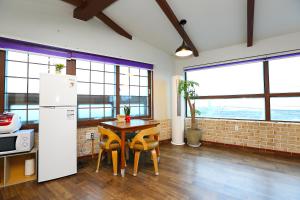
[
  {"left": 62, "top": 0, "right": 132, "bottom": 40},
  {"left": 155, "top": 0, "right": 198, "bottom": 57},
  {"left": 247, "top": 0, "right": 255, "bottom": 47},
  {"left": 73, "top": 0, "right": 117, "bottom": 21}
]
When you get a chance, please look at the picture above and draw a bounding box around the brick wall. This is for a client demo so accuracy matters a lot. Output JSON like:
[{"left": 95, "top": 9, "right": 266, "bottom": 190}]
[
  {"left": 77, "top": 119, "right": 172, "bottom": 157},
  {"left": 186, "top": 118, "right": 300, "bottom": 154}
]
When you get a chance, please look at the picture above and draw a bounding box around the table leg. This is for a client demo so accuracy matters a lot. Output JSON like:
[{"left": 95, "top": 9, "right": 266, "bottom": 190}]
[{"left": 120, "top": 130, "right": 126, "bottom": 177}]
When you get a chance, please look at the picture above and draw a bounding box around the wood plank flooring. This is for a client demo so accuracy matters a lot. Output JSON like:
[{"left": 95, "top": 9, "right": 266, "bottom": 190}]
[{"left": 1, "top": 143, "right": 300, "bottom": 200}]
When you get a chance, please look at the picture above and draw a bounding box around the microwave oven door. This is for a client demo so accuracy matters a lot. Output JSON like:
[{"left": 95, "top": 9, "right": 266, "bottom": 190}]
[{"left": 0, "top": 136, "right": 17, "bottom": 155}]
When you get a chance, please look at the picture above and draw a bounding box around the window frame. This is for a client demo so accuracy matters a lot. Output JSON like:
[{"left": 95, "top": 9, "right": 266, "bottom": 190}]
[
  {"left": 185, "top": 60, "right": 300, "bottom": 122},
  {"left": 0, "top": 51, "right": 153, "bottom": 130}
]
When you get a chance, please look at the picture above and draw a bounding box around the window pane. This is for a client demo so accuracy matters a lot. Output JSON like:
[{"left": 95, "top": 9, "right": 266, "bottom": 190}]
[
  {"left": 129, "top": 96, "right": 140, "bottom": 106},
  {"left": 7, "top": 51, "right": 28, "bottom": 62},
  {"left": 4, "top": 93, "right": 27, "bottom": 110},
  {"left": 27, "top": 94, "right": 39, "bottom": 109},
  {"left": 91, "top": 62, "right": 104, "bottom": 71},
  {"left": 129, "top": 68, "right": 139, "bottom": 76},
  {"left": 140, "top": 87, "right": 148, "bottom": 96},
  {"left": 91, "top": 95, "right": 104, "bottom": 107},
  {"left": 91, "top": 108, "right": 104, "bottom": 119},
  {"left": 6, "top": 77, "right": 27, "bottom": 93},
  {"left": 120, "top": 85, "right": 129, "bottom": 96},
  {"left": 6, "top": 61, "right": 27, "bottom": 77},
  {"left": 120, "top": 66, "right": 129, "bottom": 75},
  {"left": 28, "top": 110, "right": 39, "bottom": 124},
  {"left": 29, "top": 54, "right": 48, "bottom": 64},
  {"left": 140, "top": 107, "right": 148, "bottom": 116},
  {"left": 140, "top": 69, "right": 148, "bottom": 77},
  {"left": 269, "top": 57, "right": 300, "bottom": 93},
  {"left": 130, "top": 76, "right": 139, "bottom": 86},
  {"left": 271, "top": 97, "right": 300, "bottom": 121},
  {"left": 77, "top": 82, "right": 90, "bottom": 95},
  {"left": 105, "top": 72, "right": 115, "bottom": 84},
  {"left": 76, "top": 69, "right": 90, "bottom": 82},
  {"left": 78, "top": 95, "right": 90, "bottom": 108},
  {"left": 91, "top": 83, "right": 104, "bottom": 95},
  {"left": 76, "top": 60, "right": 90, "bottom": 69},
  {"left": 29, "top": 64, "right": 48, "bottom": 78},
  {"left": 140, "top": 77, "right": 148, "bottom": 86},
  {"left": 105, "top": 107, "right": 115, "bottom": 118},
  {"left": 193, "top": 98, "right": 265, "bottom": 120},
  {"left": 130, "top": 86, "right": 139, "bottom": 96},
  {"left": 105, "top": 84, "right": 115, "bottom": 95},
  {"left": 120, "top": 74, "right": 129, "bottom": 85},
  {"left": 28, "top": 79, "right": 39, "bottom": 93},
  {"left": 120, "top": 96, "right": 130, "bottom": 105},
  {"left": 186, "top": 62, "right": 264, "bottom": 96},
  {"left": 78, "top": 109, "right": 90, "bottom": 120},
  {"left": 130, "top": 107, "right": 139, "bottom": 116},
  {"left": 91, "top": 71, "right": 104, "bottom": 83},
  {"left": 105, "top": 64, "right": 115, "bottom": 72},
  {"left": 140, "top": 96, "right": 148, "bottom": 107}
]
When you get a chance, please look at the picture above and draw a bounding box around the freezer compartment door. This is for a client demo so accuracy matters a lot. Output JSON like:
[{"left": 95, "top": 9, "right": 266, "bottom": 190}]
[
  {"left": 39, "top": 74, "right": 77, "bottom": 107},
  {"left": 38, "top": 107, "right": 77, "bottom": 182}
]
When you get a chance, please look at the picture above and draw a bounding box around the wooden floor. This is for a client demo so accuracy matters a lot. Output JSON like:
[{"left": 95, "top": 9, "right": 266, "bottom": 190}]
[{"left": 1, "top": 143, "right": 300, "bottom": 200}]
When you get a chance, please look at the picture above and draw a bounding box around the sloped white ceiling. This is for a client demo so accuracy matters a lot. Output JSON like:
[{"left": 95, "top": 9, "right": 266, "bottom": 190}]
[{"left": 103, "top": 0, "right": 300, "bottom": 55}]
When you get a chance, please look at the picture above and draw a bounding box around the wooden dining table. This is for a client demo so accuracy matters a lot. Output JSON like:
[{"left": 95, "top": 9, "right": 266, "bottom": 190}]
[{"left": 99, "top": 119, "right": 160, "bottom": 177}]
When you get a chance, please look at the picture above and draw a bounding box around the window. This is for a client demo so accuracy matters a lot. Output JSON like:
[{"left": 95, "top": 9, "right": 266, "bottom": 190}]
[
  {"left": 186, "top": 62, "right": 265, "bottom": 120},
  {"left": 76, "top": 61, "right": 152, "bottom": 121},
  {"left": 269, "top": 56, "right": 300, "bottom": 121},
  {"left": 4, "top": 50, "right": 66, "bottom": 124},
  {"left": 119, "top": 66, "right": 150, "bottom": 117},
  {"left": 77, "top": 60, "right": 116, "bottom": 120},
  {"left": 186, "top": 56, "right": 300, "bottom": 122}
]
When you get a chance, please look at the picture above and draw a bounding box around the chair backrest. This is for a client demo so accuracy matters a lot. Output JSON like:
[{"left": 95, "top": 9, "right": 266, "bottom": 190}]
[
  {"left": 130, "top": 127, "right": 160, "bottom": 150},
  {"left": 98, "top": 126, "right": 121, "bottom": 149}
]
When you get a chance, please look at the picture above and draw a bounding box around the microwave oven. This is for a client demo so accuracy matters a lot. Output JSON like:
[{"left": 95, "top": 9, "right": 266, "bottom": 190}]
[{"left": 0, "top": 129, "right": 34, "bottom": 155}]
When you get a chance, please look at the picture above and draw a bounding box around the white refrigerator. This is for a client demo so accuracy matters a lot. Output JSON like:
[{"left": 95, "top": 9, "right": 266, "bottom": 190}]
[{"left": 38, "top": 74, "right": 77, "bottom": 182}]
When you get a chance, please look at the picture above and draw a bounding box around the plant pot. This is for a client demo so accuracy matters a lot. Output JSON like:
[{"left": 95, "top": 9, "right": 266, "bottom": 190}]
[
  {"left": 186, "top": 128, "right": 201, "bottom": 147},
  {"left": 55, "top": 70, "right": 61, "bottom": 75},
  {"left": 125, "top": 115, "right": 131, "bottom": 123}
]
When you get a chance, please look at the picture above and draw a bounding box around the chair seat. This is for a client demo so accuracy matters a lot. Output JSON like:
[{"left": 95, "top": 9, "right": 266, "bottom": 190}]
[
  {"left": 100, "top": 139, "right": 120, "bottom": 150},
  {"left": 132, "top": 138, "right": 159, "bottom": 151}
]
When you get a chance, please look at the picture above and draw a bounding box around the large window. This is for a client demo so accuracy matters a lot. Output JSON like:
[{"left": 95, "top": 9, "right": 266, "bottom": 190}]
[
  {"left": 186, "top": 56, "right": 300, "bottom": 122},
  {"left": 4, "top": 50, "right": 66, "bottom": 124},
  {"left": 76, "top": 61, "right": 152, "bottom": 121},
  {"left": 269, "top": 56, "right": 300, "bottom": 121},
  {"left": 76, "top": 60, "right": 116, "bottom": 120},
  {"left": 186, "top": 62, "right": 265, "bottom": 120}
]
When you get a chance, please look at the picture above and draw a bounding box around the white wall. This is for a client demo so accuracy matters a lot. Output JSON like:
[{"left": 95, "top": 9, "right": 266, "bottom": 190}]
[
  {"left": 0, "top": 0, "right": 175, "bottom": 120},
  {"left": 175, "top": 31, "right": 300, "bottom": 74}
]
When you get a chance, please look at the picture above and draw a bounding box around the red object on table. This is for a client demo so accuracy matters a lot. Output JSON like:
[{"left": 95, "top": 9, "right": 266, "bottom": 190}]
[{"left": 125, "top": 115, "right": 131, "bottom": 123}]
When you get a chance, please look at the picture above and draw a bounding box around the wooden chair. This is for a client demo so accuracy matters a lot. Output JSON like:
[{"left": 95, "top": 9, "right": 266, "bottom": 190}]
[
  {"left": 129, "top": 127, "right": 160, "bottom": 176},
  {"left": 96, "top": 126, "right": 121, "bottom": 176}
]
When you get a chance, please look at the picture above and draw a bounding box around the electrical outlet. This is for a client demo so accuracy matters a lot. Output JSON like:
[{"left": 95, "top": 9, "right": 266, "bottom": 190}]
[{"left": 234, "top": 125, "right": 239, "bottom": 131}]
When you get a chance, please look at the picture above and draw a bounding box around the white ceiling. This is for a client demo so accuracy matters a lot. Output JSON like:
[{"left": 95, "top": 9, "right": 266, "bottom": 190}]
[{"left": 98, "top": 0, "right": 300, "bottom": 55}]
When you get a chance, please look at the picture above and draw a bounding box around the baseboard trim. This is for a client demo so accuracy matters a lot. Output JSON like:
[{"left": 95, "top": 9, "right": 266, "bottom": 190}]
[{"left": 202, "top": 141, "right": 300, "bottom": 159}]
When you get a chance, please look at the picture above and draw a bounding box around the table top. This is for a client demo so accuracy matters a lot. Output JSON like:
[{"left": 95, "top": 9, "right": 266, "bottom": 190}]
[{"left": 99, "top": 119, "right": 160, "bottom": 131}]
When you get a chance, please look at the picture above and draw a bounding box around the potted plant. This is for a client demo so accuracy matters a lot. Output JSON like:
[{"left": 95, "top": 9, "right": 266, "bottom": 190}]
[
  {"left": 178, "top": 80, "right": 201, "bottom": 147},
  {"left": 55, "top": 64, "right": 65, "bottom": 74},
  {"left": 124, "top": 106, "right": 131, "bottom": 123}
]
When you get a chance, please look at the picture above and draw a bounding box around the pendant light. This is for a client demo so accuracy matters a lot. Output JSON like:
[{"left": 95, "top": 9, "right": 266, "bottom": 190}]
[{"left": 175, "top": 19, "right": 193, "bottom": 57}]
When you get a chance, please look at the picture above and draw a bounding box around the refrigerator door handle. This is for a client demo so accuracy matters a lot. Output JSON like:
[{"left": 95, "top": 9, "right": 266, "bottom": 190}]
[{"left": 41, "top": 106, "right": 56, "bottom": 109}]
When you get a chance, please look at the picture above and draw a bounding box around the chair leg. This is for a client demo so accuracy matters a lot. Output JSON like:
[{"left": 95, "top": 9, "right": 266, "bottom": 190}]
[
  {"left": 96, "top": 148, "right": 103, "bottom": 173},
  {"left": 133, "top": 151, "right": 141, "bottom": 176},
  {"left": 112, "top": 150, "right": 118, "bottom": 176},
  {"left": 151, "top": 149, "right": 159, "bottom": 176}
]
